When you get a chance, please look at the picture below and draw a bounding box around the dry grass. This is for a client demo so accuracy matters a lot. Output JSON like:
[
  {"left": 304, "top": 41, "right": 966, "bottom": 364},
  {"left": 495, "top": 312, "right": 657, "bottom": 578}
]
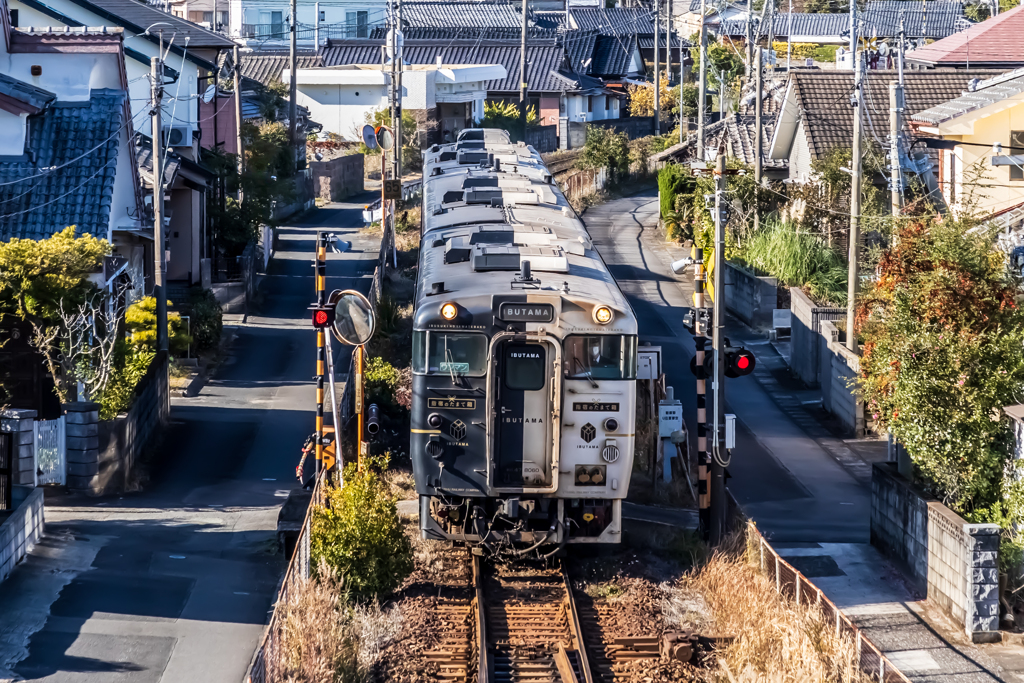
[
  {"left": 668, "top": 539, "right": 873, "bottom": 683},
  {"left": 384, "top": 467, "right": 416, "bottom": 500},
  {"left": 270, "top": 562, "right": 402, "bottom": 683}
]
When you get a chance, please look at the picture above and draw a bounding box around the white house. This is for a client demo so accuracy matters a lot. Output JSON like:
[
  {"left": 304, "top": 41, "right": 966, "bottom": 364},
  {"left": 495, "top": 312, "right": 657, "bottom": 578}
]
[
  {"left": 281, "top": 62, "right": 506, "bottom": 141},
  {"left": 229, "top": 0, "right": 387, "bottom": 46}
]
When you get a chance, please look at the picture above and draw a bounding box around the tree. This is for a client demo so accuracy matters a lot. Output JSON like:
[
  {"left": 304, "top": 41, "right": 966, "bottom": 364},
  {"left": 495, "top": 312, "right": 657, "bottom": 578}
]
[
  {"left": 576, "top": 126, "right": 630, "bottom": 182},
  {"left": 858, "top": 218, "right": 1024, "bottom": 566},
  {"left": 124, "top": 296, "right": 192, "bottom": 356},
  {"left": 358, "top": 107, "right": 420, "bottom": 173},
  {"left": 627, "top": 76, "right": 676, "bottom": 117}
]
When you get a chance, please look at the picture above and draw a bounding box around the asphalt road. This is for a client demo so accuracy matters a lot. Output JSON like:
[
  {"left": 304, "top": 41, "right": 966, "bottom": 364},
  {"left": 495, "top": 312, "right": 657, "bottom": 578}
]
[
  {"left": 583, "top": 190, "right": 870, "bottom": 543},
  {"left": 0, "top": 197, "right": 380, "bottom": 683}
]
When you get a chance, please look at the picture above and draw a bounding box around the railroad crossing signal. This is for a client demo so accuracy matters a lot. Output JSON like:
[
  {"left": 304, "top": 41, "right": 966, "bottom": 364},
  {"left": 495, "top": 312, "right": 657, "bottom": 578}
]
[
  {"left": 311, "top": 306, "right": 335, "bottom": 328},
  {"left": 724, "top": 347, "right": 756, "bottom": 378}
]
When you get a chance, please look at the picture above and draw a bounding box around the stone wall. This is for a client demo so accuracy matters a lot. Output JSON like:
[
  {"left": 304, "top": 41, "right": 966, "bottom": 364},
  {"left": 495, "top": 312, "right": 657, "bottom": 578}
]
[
  {"left": 722, "top": 262, "right": 778, "bottom": 329},
  {"left": 308, "top": 154, "right": 365, "bottom": 202},
  {"left": 870, "top": 463, "right": 1002, "bottom": 643},
  {"left": 0, "top": 486, "right": 43, "bottom": 583},
  {"left": 819, "top": 321, "right": 865, "bottom": 435},
  {"left": 790, "top": 288, "right": 845, "bottom": 388},
  {"left": 1, "top": 409, "right": 36, "bottom": 486},
  {"left": 64, "top": 352, "right": 169, "bottom": 496}
]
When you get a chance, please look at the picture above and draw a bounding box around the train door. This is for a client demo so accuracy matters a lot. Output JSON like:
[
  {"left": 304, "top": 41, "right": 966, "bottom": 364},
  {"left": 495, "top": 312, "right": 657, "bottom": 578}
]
[{"left": 494, "top": 340, "right": 553, "bottom": 489}]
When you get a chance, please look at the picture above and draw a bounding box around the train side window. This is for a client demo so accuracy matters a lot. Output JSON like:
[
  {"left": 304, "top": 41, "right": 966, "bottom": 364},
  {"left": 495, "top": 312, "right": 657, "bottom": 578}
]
[
  {"left": 504, "top": 344, "right": 546, "bottom": 391},
  {"left": 563, "top": 335, "right": 638, "bottom": 380},
  {"left": 412, "top": 331, "right": 426, "bottom": 373},
  {"left": 421, "top": 332, "right": 488, "bottom": 376}
]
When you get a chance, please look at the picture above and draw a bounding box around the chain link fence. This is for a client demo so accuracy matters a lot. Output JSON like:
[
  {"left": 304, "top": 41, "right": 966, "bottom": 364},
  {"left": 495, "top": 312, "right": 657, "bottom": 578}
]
[{"left": 748, "top": 522, "right": 912, "bottom": 683}]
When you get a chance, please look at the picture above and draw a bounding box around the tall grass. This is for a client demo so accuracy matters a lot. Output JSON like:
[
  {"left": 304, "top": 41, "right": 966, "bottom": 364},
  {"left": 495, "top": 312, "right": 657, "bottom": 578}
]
[{"left": 741, "top": 221, "right": 848, "bottom": 306}]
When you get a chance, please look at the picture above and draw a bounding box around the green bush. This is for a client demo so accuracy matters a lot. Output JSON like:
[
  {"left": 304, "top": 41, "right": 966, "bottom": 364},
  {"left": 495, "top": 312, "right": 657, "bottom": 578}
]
[
  {"left": 364, "top": 356, "right": 399, "bottom": 406},
  {"left": 310, "top": 462, "right": 413, "bottom": 600},
  {"left": 188, "top": 289, "right": 223, "bottom": 352},
  {"left": 739, "top": 221, "right": 848, "bottom": 306},
  {"left": 125, "top": 297, "right": 192, "bottom": 356},
  {"left": 98, "top": 345, "right": 155, "bottom": 420},
  {"left": 658, "top": 164, "right": 692, "bottom": 218}
]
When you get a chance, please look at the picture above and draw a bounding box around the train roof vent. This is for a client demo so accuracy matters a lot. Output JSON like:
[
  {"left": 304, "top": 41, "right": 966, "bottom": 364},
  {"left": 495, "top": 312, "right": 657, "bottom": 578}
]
[
  {"left": 494, "top": 191, "right": 539, "bottom": 206},
  {"left": 457, "top": 150, "right": 489, "bottom": 165},
  {"left": 457, "top": 141, "right": 485, "bottom": 150},
  {"left": 463, "top": 177, "right": 499, "bottom": 189},
  {"left": 469, "top": 230, "right": 514, "bottom": 245},
  {"left": 442, "top": 190, "right": 464, "bottom": 204},
  {"left": 444, "top": 237, "right": 472, "bottom": 264},
  {"left": 472, "top": 246, "right": 521, "bottom": 271},
  {"left": 466, "top": 189, "right": 503, "bottom": 205},
  {"left": 519, "top": 246, "right": 568, "bottom": 273},
  {"left": 439, "top": 151, "right": 457, "bottom": 162}
]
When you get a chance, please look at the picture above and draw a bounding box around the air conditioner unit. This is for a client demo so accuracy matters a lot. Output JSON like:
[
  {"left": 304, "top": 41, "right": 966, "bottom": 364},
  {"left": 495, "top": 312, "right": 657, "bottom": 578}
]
[{"left": 162, "top": 124, "right": 193, "bottom": 147}]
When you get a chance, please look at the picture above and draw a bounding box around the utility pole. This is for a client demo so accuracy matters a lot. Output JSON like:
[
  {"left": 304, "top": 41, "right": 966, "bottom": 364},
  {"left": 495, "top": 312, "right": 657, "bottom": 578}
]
[
  {"left": 745, "top": 0, "right": 753, "bottom": 79},
  {"left": 151, "top": 56, "right": 168, "bottom": 354},
  {"left": 848, "top": 0, "right": 858, "bottom": 64},
  {"left": 754, "top": 46, "right": 763, "bottom": 231},
  {"left": 315, "top": 1, "right": 320, "bottom": 48},
  {"left": 519, "top": 0, "right": 529, "bottom": 141},
  {"left": 389, "top": 3, "right": 399, "bottom": 183},
  {"left": 654, "top": 0, "right": 661, "bottom": 135},
  {"left": 234, "top": 45, "right": 244, "bottom": 203},
  {"left": 846, "top": 50, "right": 863, "bottom": 352},
  {"left": 697, "top": 0, "right": 707, "bottom": 158},
  {"left": 289, "top": 0, "right": 298, "bottom": 170},
  {"left": 710, "top": 153, "right": 727, "bottom": 545},
  {"left": 396, "top": 0, "right": 403, "bottom": 180},
  {"left": 889, "top": 79, "right": 904, "bottom": 216},
  {"left": 787, "top": 0, "right": 793, "bottom": 71}
]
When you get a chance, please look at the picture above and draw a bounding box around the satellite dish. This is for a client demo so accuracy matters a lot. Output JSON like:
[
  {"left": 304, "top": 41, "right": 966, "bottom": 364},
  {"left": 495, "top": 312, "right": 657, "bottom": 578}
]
[
  {"left": 362, "top": 124, "right": 378, "bottom": 149},
  {"left": 202, "top": 84, "right": 216, "bottom": 104},
  {"left": 375, "top": 126, "right": 395, "bottom": 151},
  {"left": 329, "top": 289, "right": 376, "bottom": 346}
]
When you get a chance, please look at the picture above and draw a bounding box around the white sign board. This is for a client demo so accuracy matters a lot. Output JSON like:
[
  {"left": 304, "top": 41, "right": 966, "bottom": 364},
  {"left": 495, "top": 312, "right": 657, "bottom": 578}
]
[{"left": 658, "top": 401, "right": 683, "bottom": 438}]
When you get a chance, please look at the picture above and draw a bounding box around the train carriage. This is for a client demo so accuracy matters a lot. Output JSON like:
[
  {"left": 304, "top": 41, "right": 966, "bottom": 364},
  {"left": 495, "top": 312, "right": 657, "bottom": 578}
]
[{"left": 411, "top": 128, "right": 638, "bottom": 552}]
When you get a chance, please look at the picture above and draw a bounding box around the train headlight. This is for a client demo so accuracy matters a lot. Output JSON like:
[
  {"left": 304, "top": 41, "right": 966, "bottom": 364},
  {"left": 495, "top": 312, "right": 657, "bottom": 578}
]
[
  {"left": 593, "top": 306, "right": 613, "bottom": 324},
  {"left": 440, "top": 302, "right": 458, "bottom": 320}
]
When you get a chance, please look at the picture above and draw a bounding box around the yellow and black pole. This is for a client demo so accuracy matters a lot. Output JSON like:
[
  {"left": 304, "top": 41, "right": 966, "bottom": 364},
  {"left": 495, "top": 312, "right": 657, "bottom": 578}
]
[
  {"left": 694, "top": 247, "right": 710, "bottom": 537},
  {"left": 355, "top": 345, "right": 364, "bottom": 470},
  {"left": 315, "top": 232, "right": 328, "bottom": 476}
]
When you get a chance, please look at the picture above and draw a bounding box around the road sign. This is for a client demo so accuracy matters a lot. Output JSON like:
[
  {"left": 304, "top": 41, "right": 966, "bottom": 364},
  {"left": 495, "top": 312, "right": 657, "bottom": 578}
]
[{"left": 383, "top": 179, "right": 402, "bottom": 200}]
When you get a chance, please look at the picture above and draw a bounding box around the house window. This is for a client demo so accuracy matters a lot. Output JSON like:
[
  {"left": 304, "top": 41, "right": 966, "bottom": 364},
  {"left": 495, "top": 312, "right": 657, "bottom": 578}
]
[
  {"left": 346, "top": 11, "right": 368, "bottom": 38},
  {"left": 1011, "top": 131, "right": 1024, "bottom": 181},
  {"left": 9, "top": 9, "right": 17, "bottom": 26},
  {"left": 588, "top": 96, "right": 593, "bottom": 113},
  {"left": 604, "top": 96, "right": 610, "bottom": 111}
]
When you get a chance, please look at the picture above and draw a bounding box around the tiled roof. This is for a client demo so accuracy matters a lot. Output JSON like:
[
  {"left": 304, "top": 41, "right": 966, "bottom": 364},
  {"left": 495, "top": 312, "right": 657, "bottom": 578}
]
[
  {"left": 135, "top": 133, "right": 180, "bottom": 188},
  {"left": 0, "top": 72, "right": 57, "bottom": 113},
  {"left": 0, "top": 89, "right": 126, "bottom": 240},
  {"left": 320, "top": 40, "right": 569, "bottom": 92},
  {"left": 911, "top": 67, "right": 1024, "bottom": 125},
  {"left": 789, "top": 69, "right": 1002, "bottom": 160},
  {"left": 63, "top": 0, "right": 236, "bottom": 49},
  {"left": 401, "top": 2, "right": 523, "bottom": 28},
  {"left": 636, "top": 35, "right": 686, "bottom": 48},
  {"left": 652, "top": 112, "right": 785, "bottom": 168},
  {"left": 591, "top": 34, "right": 635, "bottom": 77},
  {"left": 238, "top": 49, "right": 321, "bottom": 85},
  {"left": 721, "top": 6, "right": 965, "bottom": 40},
  {"left": 370, "top": 26, "right": 559, "bottom": 41},
  {"left": 906, "top": 4, "right": 1024, "bottom": 66},
  {"left": 570, "top": 7, "right": 658, "bottom": 34},
  {"left": 563, "top": 31, "right": 599, "bottom": 73}
]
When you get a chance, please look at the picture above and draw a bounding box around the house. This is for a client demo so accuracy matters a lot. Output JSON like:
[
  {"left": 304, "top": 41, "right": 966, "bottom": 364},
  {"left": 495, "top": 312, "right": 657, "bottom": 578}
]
[
  {"left": 910, "top": 68, "right": 1024, "bottom": 227},
  {"left": 907, "top": 4, "right": 1024, "bottom": 68},
  {"left": 9, "top": 0, "right": 238, "bottom": 286},
  {"left": 0, "top": 22, "right": 145, "bottom": 256},
  {"left": 280, "top": 62, "right": 505, "bottom": 142},
  {"left": 768, "top": 68, "right": 1001, "bottom": 188},
  {"left": 569, "top": 7, "right": 685, "bottom": 79}
]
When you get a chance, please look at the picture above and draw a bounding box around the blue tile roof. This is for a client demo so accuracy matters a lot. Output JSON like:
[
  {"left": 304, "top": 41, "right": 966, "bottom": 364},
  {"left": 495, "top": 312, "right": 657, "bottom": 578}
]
[{"left": 0, "top": 88, "right": 126, "bottom": 241}]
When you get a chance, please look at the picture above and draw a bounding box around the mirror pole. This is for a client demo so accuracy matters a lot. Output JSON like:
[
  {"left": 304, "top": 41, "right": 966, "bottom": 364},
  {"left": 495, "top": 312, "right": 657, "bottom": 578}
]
[{"left": 355, "top": 344, "right": 365, "bottom": 470}]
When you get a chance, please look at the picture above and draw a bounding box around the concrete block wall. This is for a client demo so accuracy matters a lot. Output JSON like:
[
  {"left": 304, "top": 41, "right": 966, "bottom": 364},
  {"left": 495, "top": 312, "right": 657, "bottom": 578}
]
[
  {"left": 870, "top": 463, "right": 1002, "bottom": 643},
  {"left": 0, "top": 486, "right": 44, "bottom": 583},
  {"left": 722, "top": 262, "right": 778, "bottom": 329},
  {"left": 1, "top": 409, "right": 36, "bottom": 486},
  {"left": 818, "top": 321, "right": 865, "bottom": 436},
  {"left": 64, "top": 401, "right": 101, "bottom": 492},
  {"left": 309, "top": 154, "right": 365, "bottom": 202},
  {"left": 790, "top": 288, "right": 845, "bottom": 388}
]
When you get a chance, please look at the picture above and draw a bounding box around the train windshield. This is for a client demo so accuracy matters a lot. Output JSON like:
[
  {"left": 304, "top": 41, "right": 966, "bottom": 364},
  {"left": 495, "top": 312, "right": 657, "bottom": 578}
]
[
  {"left": 563, "top": 335, "right": 638, "bottom": 380},
  {"left": 413, "top": 331, "right": 488, "bottom": 376}
]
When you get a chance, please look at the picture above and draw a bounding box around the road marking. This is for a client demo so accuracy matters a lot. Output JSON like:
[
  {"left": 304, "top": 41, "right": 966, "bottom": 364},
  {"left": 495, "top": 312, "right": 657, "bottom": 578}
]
[
  {"left": 170, "top": 555, "right": 186, "bottom": 559},
  {"left": 263, "top": 478, "right": 276, "bottom": 481}
]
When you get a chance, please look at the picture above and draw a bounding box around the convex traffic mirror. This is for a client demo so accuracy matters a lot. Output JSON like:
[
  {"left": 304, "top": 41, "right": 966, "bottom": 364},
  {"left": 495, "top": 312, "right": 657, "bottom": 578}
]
[{"left": 329, "top": 289, "right": 376, "bottom": 345}]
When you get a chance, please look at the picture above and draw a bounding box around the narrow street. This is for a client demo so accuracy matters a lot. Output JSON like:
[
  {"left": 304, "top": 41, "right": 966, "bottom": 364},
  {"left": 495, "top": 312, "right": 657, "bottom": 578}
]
[
  {"left": 583, "top": 190, "right": 870, "bottom": 543},
  {"left": 0, "top": 197, "right": 379, "bottom": 683}
]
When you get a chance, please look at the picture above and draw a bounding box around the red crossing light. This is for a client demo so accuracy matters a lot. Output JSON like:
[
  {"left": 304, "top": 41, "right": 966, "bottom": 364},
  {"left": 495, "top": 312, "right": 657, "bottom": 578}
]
[
  {"left": 724, "top": 347, "right": 755, "bottom": 378},
  {"left": 312, "top": 307, "right": 334, "bottom": 328}
]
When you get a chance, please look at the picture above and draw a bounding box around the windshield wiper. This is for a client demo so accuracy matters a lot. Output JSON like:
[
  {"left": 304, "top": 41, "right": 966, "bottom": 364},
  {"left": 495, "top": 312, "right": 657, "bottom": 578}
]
[
  {"left": 445, "top": 348, "right": 458, "bottom": 386},
  {"left": 572, "top": 356, "right": 599, "bottom": 389}
]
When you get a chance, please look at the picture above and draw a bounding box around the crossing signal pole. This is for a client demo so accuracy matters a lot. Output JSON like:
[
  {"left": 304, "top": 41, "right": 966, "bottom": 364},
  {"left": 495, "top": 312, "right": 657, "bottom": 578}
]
[{"left": 710, "top": 154, "right": 728, "bottom": 544}]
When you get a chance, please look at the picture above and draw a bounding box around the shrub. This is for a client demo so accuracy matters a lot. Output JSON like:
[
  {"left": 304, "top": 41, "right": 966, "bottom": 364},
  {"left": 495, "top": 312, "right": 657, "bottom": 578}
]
[
  {"left": 310, "top": 462, "right": 414, "bottom": 600},
  {"left": 188, "top": 289, "right": 223, "bottom": 352},
  {"left": 97, "top": 345, "right": 155, "bottom": 420},
  {"left": 577, "top": 126, "right": 630, "bottom": 181},
  {"left": 658, "top": 164, "right": 691, "bottom": 218},
  {"left": 125, "top": 297, "right": 192, "bottom": 356},
  {"left": 364, "top": 356, "right": 399, "bottom": 406},
  {"left": 740, "top": 221, "right": 848, "bottom": 306}
]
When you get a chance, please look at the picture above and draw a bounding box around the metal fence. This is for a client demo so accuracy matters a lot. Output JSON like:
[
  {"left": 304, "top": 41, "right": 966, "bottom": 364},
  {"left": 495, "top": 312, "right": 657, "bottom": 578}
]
[
  {"left": 33, "top": 416, "right": 65, "bottom": 486},
  {"left": 748, "top": 522, "right": 912, "bottom": 683},
  {"left": 0, "top": 431, "right": 12, "bottom": 511},
  {"left": 246, "top": 474, "right": 325, "bottom": 683}
]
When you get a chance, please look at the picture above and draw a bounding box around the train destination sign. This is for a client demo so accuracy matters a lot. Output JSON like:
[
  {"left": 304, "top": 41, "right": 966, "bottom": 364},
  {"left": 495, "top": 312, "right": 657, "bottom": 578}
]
[
  {"left": 573, "top": 402, "right": 620, "bottom": 412},
  {"left": 428, "top": 398, "right": 477, "bottom": 410},
  {"left": 498, "top": 303, "right": 554, "bottom": 322}
]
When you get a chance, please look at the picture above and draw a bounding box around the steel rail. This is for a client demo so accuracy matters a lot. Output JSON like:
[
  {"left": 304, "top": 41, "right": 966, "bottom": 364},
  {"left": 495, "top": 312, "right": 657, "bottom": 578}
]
[{"left": 474, "top": 553, "right": 489, "bottom": 683}]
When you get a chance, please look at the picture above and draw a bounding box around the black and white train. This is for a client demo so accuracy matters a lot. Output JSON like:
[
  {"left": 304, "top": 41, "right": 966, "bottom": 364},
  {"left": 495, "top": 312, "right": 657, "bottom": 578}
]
[{"left": 410, "top": 128, "right": 638, "bottom": 552}]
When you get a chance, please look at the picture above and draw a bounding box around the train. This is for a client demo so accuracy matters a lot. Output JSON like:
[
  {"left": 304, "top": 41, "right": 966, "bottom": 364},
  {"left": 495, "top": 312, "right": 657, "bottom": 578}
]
[{"left": 410, "top": 128, "right": 638, "bottom": 554}]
